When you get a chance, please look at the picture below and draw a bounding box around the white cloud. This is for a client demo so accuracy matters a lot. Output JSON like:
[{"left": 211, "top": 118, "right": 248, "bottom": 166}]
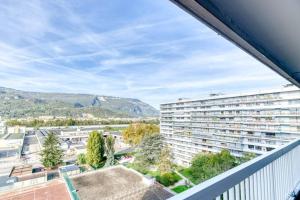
[{"left": 0, "top": 0, "right": 289, "bottom": 109}]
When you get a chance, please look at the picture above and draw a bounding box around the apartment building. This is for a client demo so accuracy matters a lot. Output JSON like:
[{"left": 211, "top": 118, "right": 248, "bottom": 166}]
[{"left": 160, "top": 85, "right": 300, "bottom": 165}]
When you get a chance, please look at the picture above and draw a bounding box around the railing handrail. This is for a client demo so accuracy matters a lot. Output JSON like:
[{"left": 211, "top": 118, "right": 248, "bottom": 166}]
[{"left": 168, "top": 138, "right": 300, "bottom": 200}]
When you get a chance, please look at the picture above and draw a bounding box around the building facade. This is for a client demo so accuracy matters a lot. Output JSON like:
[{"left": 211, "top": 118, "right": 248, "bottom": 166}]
[{"left": 160, "top": 86, "right": 300, "bottom": 165}]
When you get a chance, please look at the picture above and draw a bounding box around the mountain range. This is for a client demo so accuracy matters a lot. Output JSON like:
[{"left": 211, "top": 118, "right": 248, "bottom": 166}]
[{"left": 0, "top": 87, "right": 159, "bottom": 118}]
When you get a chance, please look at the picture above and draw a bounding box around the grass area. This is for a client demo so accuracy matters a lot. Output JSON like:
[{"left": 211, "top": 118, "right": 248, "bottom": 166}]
[
  {"left": 155, "top": 172, "right": 182, "bottom": 187},
  {"left": 172, "top": 185, "right": 192, "bottom": 193},
  {"left": 147, "top": 170, "right": 160, "bottom": 177},
  {"left": 125, "top": 163, "right": 182, "bottom": 187}
]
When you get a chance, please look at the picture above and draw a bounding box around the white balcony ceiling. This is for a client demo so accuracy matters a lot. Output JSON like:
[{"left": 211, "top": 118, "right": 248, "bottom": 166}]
[{"left": 171, "top": 0, "right": 300, "bottom": 87}]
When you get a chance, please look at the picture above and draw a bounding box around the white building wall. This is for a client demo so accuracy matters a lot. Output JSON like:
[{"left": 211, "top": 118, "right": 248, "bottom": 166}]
[{"left": 160, "top": 86, "right": 300, "bottom": 166}]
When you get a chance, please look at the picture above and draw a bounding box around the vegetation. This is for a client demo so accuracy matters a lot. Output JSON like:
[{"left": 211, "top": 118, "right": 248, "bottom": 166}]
[
  {"left": 158, "top": 146, "right": 174, "bottom": 174},
  {"left": 180, "top": 150, "right": 236, "bottom": 184},
  {"left": 126, "top": 162, "right": 182, "bottom": 187},
  {"left": 155, "top": 172, "right": 181, "bottom": 187},
  {"left": 125, "top": 134, "right": 182, "bottom": 187},
  {"left": 76, "top": 153, "right": 87, "bottom": 165},
  {"left": 172, "top": 185, "right": 192, "bottom": 193},
  {"left": 6, "top": 118, "right": 159, "bottom": 127},
  {"left": 239, "top": 152, "right": 256, "bottom": 164},
  {"left": 128, "top": 133, "right": 254, "bottom": 188},
  {"left": 122, "top": 123, "right": 160, "bottom": 145},
  {"left": 86, "top": 131, "right": 105, "bottom": 168},
  {"left": 103, "top": 126, "right": 127, "bottom": 132},
  {"left": 104, "top": 135, "right": 115, "bottom": 167},
  {"left": 134, "top": 134, "right": 163, "bottom": 169},
  {"left": 40, "top": 132, "right": 63, "bottom": 168}
]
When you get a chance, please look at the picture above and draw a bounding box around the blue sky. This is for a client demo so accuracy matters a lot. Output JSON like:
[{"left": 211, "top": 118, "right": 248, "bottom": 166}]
[{"left": 0, "top": 0, "right": 288, "bottom": 108}]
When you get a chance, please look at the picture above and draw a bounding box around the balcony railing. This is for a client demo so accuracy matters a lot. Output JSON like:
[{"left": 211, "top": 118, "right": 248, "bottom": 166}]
[{"left": 168, "top": 139, "right": 300, "bottom": 200}]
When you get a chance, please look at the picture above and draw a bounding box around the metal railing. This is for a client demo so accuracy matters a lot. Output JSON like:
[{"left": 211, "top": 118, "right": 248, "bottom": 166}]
[
  {"left": 62, "top": 172, "right": 80, "bottom": 200},
  {"left": 168, "top": 139, "right": 300, "bottom": 200}
]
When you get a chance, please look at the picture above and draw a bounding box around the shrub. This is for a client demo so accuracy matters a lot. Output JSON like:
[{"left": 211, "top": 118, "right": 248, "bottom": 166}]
[
  {"left": 77, "top": 153, "right": 86, "bottom": 165},
  {"left": 156, "top": 172, "right": 181, "bottom": 187}
]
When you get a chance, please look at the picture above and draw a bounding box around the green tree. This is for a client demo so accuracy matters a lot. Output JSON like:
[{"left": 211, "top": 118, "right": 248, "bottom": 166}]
[
  {"left": 122, "top": 123, "right": 159, "bottom": 145},
  {"left": 104, "top": 135, "right": 115, "bottom": 167},
  {"left": 135, "top": 134, "right": 163, "bottom": 169},
  {"left": 217, "top": 150, "right": 236, "bottom": 171},
  {"left": 189, "top": 150, "right": 236, "bottom": 184},
  {"left": 40, "top": 132, "right": 63, "bottom": 168},
  {"left": 239, "top": 152, "right": 256, "bottom": 164},
  {"left": 66, "top": 118, "right": 76, "bottom": 126},
  {"left": 86, "top": 131, "right": 105, "bottom": 168},
  {"left": 77, "top": 153, "right": 86, "bottom": 165},
  {"left": 158, "top": 146, "right": 174, "bottom": 174}
]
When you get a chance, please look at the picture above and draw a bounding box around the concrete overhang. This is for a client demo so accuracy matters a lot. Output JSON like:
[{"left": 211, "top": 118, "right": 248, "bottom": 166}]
[{"left": 171, "top": 0, "right": 300, "bottom": 87}]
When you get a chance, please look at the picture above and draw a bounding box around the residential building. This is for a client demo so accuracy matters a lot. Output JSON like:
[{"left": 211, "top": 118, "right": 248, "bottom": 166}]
[{"left": 160, "top": 85, "right": 300, "bottom": 165}]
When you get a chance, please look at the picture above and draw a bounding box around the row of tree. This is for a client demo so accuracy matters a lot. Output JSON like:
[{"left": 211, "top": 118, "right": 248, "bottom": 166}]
[
  {"left": 77, "top": 131, "right": 116, "bottom": 168},
  {"left": 7, "top": 118, "right": 159, "bottom": 127},
  {"left": 40, "top": 130, "right": 116, "bottom": 169}
]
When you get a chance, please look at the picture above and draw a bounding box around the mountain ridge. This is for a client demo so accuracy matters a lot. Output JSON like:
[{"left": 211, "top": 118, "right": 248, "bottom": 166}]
[{"left": 0, "top": 87, "right": 159, "bottom": 118}]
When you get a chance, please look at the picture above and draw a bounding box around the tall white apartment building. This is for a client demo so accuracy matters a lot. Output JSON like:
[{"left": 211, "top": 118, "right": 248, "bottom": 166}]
[{"left": 160, "top": 85, "right": 300, "bottom": 165}]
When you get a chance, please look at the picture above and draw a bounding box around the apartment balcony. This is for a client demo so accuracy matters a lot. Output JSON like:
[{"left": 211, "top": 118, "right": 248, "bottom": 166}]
[
  {"left": 186, "top": 97, "right": 285, "bottom": 109},
  {"left": 182, "top": 123, "right": 299, "bottom": 135},
  {"left": 168, "top": 139, "right": 300, "bottom": 200},
  {"left": 189, "top": 119, "right": 300, "bottom": 126},
  {"left": 190, "top": 111, "right": 300, "bottom": 117}
]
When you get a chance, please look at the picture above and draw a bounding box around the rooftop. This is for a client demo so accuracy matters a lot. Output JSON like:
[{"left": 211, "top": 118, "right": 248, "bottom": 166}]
[
  {"left": 9, "top": 165, "right": 32, "bottom": 177},
  {"left": 71, "top": 165, "right": 173, "bottom": 200},
  {"left": 161, "top": 85, "right": 299, "bottom": 105},
  {"left": 0, "top": 179, "right": 70, "bottom": 200}
]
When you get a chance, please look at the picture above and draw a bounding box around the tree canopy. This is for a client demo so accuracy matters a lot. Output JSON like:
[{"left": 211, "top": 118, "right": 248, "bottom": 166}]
[
  {"left": 104, "top": 135, "right": 115, "bottom": 167},
  {"left": 135, "top": 133, "right": 163, "bottom": 168},
  {"left": 40, "top": 132, "right": 63, "bottom": 168},
  {"left": 86, "top": 131, "right": 105, "bottom": 168},
  {"left": 158, "top": 146, "right": 174, "bottom": 174},
  {"left": 122, "top": 123, "right": 160, "bottom": 145},
  {"left": 189, "top": 150, "right": 236, "bottom": 184},
  {"left": 239, "top": 152, "right": 256, "bottom": 164}
]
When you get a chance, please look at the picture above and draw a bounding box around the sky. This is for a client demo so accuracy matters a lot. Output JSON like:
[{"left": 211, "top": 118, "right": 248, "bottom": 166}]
[{"left": 0, "top": 0, "right": 288, "bottom": 108}]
